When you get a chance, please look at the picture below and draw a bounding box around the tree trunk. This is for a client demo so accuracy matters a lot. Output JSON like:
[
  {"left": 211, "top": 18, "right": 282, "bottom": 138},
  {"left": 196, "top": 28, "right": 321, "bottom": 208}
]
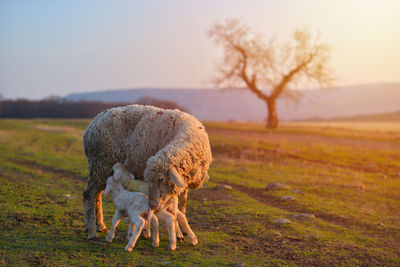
[{"left": 266, "top": 99, "right": 278, "bottom": 129}]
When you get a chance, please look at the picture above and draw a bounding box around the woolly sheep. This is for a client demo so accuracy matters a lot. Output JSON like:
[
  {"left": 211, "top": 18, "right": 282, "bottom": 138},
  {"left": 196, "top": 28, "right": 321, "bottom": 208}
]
[
  {"left": 82, "top": 104, "right": 212, "bottom": 240},
  {"left": 115, "top": 162, "right": 198, "bottom": 246}
]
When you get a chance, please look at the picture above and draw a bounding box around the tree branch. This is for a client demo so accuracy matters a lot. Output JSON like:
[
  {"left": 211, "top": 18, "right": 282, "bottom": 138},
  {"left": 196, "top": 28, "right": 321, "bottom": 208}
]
[
  {"left": 233, "top": 44, "right": 270, "bottom": 102},
  {"left": 270, "top": 50, "right": 316, "bottom": 100}
]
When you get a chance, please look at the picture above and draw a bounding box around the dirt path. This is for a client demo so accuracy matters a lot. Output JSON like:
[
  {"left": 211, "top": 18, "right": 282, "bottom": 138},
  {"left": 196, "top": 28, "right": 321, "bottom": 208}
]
[
  {"left": 211, "top": 144, "right": 400, "bottom": 177},
  {"left": 9, "top": 158, "right": 87, "bottom": 183},
  {"left": 212, "top": 181, "right": 400, "bottom": 247}
]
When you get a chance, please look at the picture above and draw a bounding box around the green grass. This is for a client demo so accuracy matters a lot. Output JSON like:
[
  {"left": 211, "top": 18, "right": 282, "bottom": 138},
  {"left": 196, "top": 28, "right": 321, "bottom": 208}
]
[{"left": 0, "top": 119, "right": 399, "bottom": 266}]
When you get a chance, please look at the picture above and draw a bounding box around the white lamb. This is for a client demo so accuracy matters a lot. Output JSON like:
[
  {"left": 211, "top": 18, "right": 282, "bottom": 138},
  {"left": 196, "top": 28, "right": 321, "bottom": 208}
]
[
  {"left": 112, "top": 163, "right": 198, "bottom": 247},
  {"left": 103, "top": 174, "right": 160, "bottom": 251}
]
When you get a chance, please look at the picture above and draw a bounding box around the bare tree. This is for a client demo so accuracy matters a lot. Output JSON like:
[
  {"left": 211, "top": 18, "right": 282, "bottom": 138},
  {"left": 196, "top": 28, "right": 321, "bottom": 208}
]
[{"left": 208, "top": 19, "right": 333, "bottom": 129}]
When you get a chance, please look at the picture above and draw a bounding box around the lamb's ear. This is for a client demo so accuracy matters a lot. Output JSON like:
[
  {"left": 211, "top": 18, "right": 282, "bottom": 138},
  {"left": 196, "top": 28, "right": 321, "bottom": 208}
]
[
  {"left": 169, "top": 167, "right": 185, "bottom": 187},
  {"left": 129, "top": 172, "right": 135, "bottom": 180},
  {"left": 104, "top": 185, "right": 111, "bottom": 196},
  {"left": 112, "top": 171, "right": 121, "bottom": 181}
]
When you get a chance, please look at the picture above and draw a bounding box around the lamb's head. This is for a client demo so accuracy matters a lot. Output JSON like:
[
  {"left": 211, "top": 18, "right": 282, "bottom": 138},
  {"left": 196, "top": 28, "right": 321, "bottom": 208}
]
[
  {"left": 112, "top": 162, "right": 134, "bottom": 182},
  {"left": 148, "top": 167, "right": 185, "bottom": 210},
  {"left": 104, "top": 174, "right": 124, "bottom": 197}
]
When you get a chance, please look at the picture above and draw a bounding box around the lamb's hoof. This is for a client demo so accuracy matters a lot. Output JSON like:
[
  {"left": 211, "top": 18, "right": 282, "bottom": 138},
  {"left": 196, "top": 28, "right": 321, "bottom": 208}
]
[
  {"left": 190, "top": 237, "right": 198, "bottom": 246},
  {"left": 125, "top": 245, "right": 133, "bottom": 252},
  {"left": 177, "top": 236, "right": 185, "bottom": 242},
  {"left": 97, "top": 224, "right": 108, "bottom": 233},
  {"left": 168, "top": 243, "right": 176, "bottom": 250},
  {"left": 104, "top": 237, "right": 112, "bottom": 244},
  {"left": 142, "top": 230, "right": 151, "bottom": 239},
  {"left": 152, "top": 241, "right": 159, "bottom": 248}
]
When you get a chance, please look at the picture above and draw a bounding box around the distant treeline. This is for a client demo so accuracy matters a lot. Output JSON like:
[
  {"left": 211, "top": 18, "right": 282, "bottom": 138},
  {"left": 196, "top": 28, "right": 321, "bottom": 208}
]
[{"left": 0, "top": 97, "right": 188, "bottom": 118}]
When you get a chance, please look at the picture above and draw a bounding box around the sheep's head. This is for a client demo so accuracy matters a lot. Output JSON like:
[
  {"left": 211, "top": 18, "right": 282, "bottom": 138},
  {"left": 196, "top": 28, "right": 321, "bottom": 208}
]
[
  {"left": 104, "top": 174, "right": 124, "bottom": 197},
  {"left": 148, "top": 167, "right": 185, "bottom": 210}
]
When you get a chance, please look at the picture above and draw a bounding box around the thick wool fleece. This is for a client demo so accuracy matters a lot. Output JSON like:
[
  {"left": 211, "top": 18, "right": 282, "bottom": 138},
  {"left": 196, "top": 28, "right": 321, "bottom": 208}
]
[{"left": 83, "top": 104, "right": 212, "bottom": 193}]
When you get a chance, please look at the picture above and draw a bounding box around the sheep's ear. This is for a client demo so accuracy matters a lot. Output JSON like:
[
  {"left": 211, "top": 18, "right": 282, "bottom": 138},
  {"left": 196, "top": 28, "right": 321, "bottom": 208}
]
[
  {"left": 169, "top": 167, "right": 185, "bottom": 187},
  {"left": 129, "top": 172, "right": 135, "bottom": 180}
]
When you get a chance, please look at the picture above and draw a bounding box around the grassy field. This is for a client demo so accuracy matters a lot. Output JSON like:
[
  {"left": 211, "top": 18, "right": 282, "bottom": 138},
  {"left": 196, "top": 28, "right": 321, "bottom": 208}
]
[{"left": 0, "top": 119, "right": 399, "bottom": 266}]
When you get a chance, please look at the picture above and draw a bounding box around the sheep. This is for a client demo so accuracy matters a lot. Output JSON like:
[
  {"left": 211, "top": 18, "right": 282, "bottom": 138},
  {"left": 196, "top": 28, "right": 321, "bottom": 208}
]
[
  {"left": 103, "top": 174, "right": 160, "bottom": 251},
  {"left": 82, "top": 104, "right": 212, "bottom": 240},
  {"left": 114, "top": 162, "right": 198, "bottom": 246}
]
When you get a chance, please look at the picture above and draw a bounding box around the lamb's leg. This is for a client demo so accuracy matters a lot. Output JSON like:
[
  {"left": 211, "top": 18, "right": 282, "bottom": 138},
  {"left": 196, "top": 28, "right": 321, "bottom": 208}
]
[
  {"left": 176, "top": 210, "right": 198, "bottom": 245},
  {"left": 83, "top": 182, "right": 99, "bottom": 239},
  {"left": 105, "top": 210, "right": 123, "bottom": 243},
  {"left": 156, "top": 209, "right": 176, "bottom": 250},
  {"left": 175, "top": 221, "right": 184, "bottom": 241},
  {"left": 126, "top": 219, "right": 135, "bottom": 241},
  {"left": 142, "top": 219, "right": 150, "bottom": 239},
  {"left": 150, "top": 214, "right": 159, "bottom": 248},
  {"left": 178, "top": 189, "right": 188, "bottom": 215},
  {"left": 169, "top": 197, "right": 184, "bottom": 241},
  {"left": 125, "top": 216, "right": 145, "bottom": 252},
  {"left": 96, "top": 190, "right": 108, "bottom": 232}
]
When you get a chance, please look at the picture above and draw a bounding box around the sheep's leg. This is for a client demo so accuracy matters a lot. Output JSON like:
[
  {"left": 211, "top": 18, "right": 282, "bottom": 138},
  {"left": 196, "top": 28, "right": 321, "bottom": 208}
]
[
  {"left": 125, "top": 216, "right": 145, "bottom": 252},
  {"left": 83, "top": 182, "right": 99, "bottom": 239},
  {"left": 95, "top": 190, "right": 108, "bottom": 232},
  {"left": 178, "top": 189, "right": 188, "bottom": 215},
  {"left": 176, "top": 210, "right": 198, "bottom": 245},
  {"left": 157, "top": 209, "right": 176, "bottom": 250},
  {"left": 83, "top": 183, "right": 89, "bottom": 231},
  {"left": 105, "top": 210, "right": 123, "bottom": 243}
]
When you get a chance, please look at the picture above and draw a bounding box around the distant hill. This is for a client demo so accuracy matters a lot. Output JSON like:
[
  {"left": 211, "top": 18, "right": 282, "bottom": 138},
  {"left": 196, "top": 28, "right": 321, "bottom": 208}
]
[
  {"left": 65, "top": 83, "right": 400, "bottom": 121},
  {"left": 323, "top": 110, "right": 400, "bottom": 122}
]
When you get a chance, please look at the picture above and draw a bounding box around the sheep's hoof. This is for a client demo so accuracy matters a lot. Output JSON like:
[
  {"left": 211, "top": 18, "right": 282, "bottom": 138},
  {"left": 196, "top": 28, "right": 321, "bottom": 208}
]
[
  {"left": 177, "top": 236, "right": 185, "bottom": 242},
  {"left": 125, "top": 245, "right": 133, "bottom": 252},
  {"left": 88, "top": 236, "right": 100, "bottom": 241},
  {"left": 152, "top": 241, "right": 159, "bottom": 248},
  {"left": 87, "top": 232, "right": 98, "bottom": 240}
]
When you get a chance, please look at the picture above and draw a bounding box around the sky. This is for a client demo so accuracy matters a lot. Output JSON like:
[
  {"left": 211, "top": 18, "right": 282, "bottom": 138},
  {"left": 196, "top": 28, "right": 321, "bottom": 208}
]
[{"left": 0, "top": 0, "right": 399, "bottom": 100}]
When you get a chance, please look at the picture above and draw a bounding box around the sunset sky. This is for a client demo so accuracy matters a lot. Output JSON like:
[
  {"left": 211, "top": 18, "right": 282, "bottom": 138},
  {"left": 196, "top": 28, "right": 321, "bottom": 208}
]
[{"left": 1, "top": 0, "right": 399, "bottom": 99}]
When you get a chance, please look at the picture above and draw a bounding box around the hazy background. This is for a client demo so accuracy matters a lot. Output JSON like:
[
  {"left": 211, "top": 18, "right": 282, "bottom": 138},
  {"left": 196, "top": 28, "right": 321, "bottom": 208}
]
[{"left": 1, "top": 0, "right": 399, "bottom": 100}]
